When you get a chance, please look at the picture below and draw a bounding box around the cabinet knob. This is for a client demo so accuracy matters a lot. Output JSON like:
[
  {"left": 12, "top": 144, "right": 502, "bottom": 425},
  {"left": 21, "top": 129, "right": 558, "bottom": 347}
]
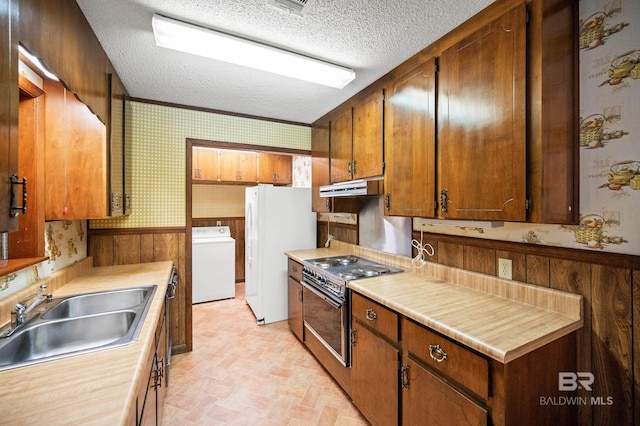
[
  {"left": 365, "top": 308, "right": 377, "bottom": 321},
  {"left": 428, "top": 344, "right": 448, "bottom": 362}
]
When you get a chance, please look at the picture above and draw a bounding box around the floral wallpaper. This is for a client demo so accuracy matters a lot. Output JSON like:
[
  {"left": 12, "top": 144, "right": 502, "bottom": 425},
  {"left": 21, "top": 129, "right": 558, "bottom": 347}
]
[
  {"left": 412, "top": 0, "right": 640, "bottom": 257},
  {"left": 0, "top": 220, "right": 87, "bottom": 299}
]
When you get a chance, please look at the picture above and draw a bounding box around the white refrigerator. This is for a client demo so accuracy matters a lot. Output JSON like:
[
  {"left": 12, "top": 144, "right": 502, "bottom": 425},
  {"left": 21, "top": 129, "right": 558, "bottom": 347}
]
[{"left": 245, "top": 185, "right": 316, "bottom": 324}]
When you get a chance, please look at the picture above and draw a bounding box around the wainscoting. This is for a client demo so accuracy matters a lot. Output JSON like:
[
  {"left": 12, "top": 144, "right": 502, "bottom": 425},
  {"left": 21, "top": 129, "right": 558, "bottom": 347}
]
[{"left": 88, "top": 228, "right": 189, "bottom": 354}]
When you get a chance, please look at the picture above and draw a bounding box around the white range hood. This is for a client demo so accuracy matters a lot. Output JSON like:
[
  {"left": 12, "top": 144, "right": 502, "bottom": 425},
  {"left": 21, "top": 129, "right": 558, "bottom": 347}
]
[{"left": 319, "top": 178, "right": 384, "bottom": 198}]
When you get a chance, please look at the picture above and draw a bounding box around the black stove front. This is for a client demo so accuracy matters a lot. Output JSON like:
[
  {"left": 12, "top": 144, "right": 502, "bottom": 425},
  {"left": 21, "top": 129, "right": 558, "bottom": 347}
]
[{"left": 300, "top": 255, "right": 402, "bottom": 367}]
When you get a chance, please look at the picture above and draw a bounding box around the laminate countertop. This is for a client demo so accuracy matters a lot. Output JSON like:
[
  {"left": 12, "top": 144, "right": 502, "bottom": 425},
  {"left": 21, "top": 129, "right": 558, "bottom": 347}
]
[
  {"left": 0, "top": 261, "right": 174, "bottom": 425},
  {"left": 286, "top": 247, "right": 583, "bottom": 364}
]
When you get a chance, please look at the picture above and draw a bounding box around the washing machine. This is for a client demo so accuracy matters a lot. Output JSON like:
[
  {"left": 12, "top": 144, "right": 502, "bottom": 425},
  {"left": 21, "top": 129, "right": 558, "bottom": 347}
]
[{"left": 192, "top": 226, "right": 235, "bottom": 303}]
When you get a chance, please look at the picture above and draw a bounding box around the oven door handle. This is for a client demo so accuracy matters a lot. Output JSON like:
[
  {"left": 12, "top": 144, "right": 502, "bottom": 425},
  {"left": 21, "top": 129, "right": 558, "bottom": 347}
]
[{"left": 301, "top": 280, "right": 343, "bottom": 309}]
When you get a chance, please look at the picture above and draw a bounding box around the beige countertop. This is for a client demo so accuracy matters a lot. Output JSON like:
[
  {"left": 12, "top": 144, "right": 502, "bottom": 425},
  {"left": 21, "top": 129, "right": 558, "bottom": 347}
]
[
  {"left": 0, "top": 261, "right": 174, "bottom": 426},
  {"left": 286, "top": 245, "right": 583, "bottom": 364}
]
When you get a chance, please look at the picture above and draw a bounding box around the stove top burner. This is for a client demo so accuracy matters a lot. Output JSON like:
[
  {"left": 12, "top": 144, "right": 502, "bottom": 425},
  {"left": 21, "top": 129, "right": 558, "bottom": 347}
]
[
  {"left": 339, "top": 269, "right": 366, "bottom": 280},
  {"left": 305, "top": 255, "right": 403, "bottom": 284},
  {"left": 338, "top": 255, "right": 359, "bottom": 265},
  {"left": 313, "top": 258, "right": 341, "bottom": 268}
]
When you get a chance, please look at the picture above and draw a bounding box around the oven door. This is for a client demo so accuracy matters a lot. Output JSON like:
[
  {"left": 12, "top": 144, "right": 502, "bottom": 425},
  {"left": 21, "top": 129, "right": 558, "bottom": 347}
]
[{"left": 302, "top": 280, "right": 350, "bottom": 367}]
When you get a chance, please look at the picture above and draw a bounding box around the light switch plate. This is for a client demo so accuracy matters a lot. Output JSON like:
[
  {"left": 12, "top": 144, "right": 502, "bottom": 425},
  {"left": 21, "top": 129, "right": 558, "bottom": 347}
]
[{"left": 498, "top": 258, "right": 513, "bottom": 280}]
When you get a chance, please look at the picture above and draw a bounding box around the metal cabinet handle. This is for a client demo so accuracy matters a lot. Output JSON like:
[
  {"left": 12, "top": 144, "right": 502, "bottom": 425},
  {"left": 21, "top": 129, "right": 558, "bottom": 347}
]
[
  {"left": 429, "top": 344, "right": 448, "bottom": 362},
  {"left": 10, "top": 175, "right": 27, "bottom": 217},
  {"left": 365, "top": 308, "right": 377, "bottom": 321},
  {"left": 400, "top": 364, "right": 410, "bottom": 390}
]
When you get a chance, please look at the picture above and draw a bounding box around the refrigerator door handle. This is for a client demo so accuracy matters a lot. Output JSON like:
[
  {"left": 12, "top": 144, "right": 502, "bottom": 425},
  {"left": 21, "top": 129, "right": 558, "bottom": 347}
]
[{"left": 246, "top": 201, "right": 252, "bottom": 265}]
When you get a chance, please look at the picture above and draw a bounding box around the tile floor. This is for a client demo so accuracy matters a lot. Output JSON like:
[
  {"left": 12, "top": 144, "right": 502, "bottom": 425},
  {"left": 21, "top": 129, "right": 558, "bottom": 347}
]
[{"left": 162, "top": 283, "right": 369, "bottom": 425}]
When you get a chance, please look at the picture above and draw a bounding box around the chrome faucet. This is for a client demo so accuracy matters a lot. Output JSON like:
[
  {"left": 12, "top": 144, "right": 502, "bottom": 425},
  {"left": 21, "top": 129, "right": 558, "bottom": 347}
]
[{"left": 11, "top": 284, "right": 49, "bottom": 328}]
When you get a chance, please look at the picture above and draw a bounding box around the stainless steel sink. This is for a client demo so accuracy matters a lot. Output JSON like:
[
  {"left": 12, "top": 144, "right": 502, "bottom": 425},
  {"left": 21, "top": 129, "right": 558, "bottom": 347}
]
[
  {"left": 42, "top": 287, "right": 152, "bottom": 319},
  {"left": 0, "top": 285, "right": 157, "bottom": 372}
]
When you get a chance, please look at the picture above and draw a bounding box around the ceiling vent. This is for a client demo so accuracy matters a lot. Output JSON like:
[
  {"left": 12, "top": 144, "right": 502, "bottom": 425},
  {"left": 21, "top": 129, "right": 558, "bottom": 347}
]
[{"left": 267, "top": 0, "right": 316, "bottom": 16}]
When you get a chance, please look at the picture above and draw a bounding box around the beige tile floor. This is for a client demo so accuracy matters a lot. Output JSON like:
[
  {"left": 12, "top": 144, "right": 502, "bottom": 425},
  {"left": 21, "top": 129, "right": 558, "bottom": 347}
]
[{"left": 162, "top": 283, "right": 368, "bottom": 425}]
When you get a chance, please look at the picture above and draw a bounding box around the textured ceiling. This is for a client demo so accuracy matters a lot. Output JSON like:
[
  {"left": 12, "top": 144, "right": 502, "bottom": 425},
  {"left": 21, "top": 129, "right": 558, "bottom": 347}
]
[{"left": 76, "top": 0, "right": 495, "bottom": 124}]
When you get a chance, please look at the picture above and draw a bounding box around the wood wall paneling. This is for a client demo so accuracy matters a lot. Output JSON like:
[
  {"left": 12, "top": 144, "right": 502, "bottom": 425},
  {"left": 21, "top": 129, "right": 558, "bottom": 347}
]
[
  {"left": 463, "top": 245, "right": 495, "bottom": 276},
  {"left": 590, "top": 265, "right": 632, "bottom": 426},
  {"left": 550, "top": 258, "right": 592, "bottom": 425},
  {"left": 436, "top": 241, "right": 464, "bottom": 269},
  {"left": 525, "top": 254, "right": 550, "bottom": 287},
  {"left": 88, "top": 229, "right": 188, "bottom": 354}
]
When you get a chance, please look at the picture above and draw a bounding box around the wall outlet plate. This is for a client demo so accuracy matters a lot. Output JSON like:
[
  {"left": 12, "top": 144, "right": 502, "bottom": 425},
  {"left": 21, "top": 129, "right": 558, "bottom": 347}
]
[{"left": 498, "top": 258, "right": 513, "bottom": 280}]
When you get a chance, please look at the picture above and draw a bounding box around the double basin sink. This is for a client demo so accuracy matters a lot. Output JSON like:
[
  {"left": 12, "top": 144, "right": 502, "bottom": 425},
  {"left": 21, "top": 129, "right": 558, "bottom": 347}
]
[{"left": 0, "top": 285, "right": 157, "bottom": 372}]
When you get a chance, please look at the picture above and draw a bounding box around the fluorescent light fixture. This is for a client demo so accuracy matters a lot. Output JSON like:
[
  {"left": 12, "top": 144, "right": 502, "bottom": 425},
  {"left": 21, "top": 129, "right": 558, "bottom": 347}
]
[
  {"left": 18, "top": 45, "right": 59, "bottom": 81},
  {"left": 152, "top": 14, "right": 355, "bottom": 89},
  {"left": 414, "top": 218, "right": 504, "bottom": 229}
]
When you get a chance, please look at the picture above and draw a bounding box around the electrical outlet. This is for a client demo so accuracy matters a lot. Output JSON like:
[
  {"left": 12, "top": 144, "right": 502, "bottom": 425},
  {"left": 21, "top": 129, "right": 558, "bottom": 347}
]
[{"left": 498, "top": 258, "right": 513, "bottom": 280}]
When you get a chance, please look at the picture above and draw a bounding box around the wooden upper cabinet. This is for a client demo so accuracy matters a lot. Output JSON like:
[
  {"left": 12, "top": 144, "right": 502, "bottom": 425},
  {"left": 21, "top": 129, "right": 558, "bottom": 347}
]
[
  {"left": 527, "top": 0, "right": 577, "bottom": 224},
  {"left": 312, "top": 118, "right": 331, "bottom": 212},
  {"left": 258, "top": 153, "right": 292, "bottom": 185},
  {"left": 0, "top": 0, "right": 19, "bottom": 233},
  {"left": 352, "top": 89, "right": 384, "bottom": 180},
  {"left": 384, "top": 58, "right": 437, "bottom": 217},
  {"left": 44, "top": 79, "right": 108, "bottom": 220},
  {"left": 219, "top": 150, "right": 257, "bottom": 183},
  {"left": 192, "top": 146, "right": 220, "bottom": 181},
  {"left": 20, "top": 0, "right": 110, "bottom": 124},
  {"left": 437, "top": 3, "right": 527, "bottom": 221},
  {"left": 329, "top": 106, "right": 353, "bottom": 183},
  {"left": 108, "top": 73, "right": 125, "bottom": 216},
  {"left": 8, "top": 78, "right": 46, "bottom": 258},
  {"left": 311, "top": 117, "right": 360, "bottom": 214}
]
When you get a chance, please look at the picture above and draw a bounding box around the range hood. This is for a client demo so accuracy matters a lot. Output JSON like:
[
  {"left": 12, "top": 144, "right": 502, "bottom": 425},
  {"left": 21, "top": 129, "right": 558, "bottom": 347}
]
[{"left": 319, "top": 178, "right": 384, "bottom": 198}]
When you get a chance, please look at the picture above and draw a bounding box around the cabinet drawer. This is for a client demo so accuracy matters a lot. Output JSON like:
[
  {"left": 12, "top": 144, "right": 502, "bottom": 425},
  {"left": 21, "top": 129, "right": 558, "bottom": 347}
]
[
  {"left": 403, "top": 318, "right": 489, "bottom": 400},
  {"left": 288, "top": 258, "right": 302, "bottom": 281},
  {"left": 352, "top": 292, "right": 398, "bottom": 342}
]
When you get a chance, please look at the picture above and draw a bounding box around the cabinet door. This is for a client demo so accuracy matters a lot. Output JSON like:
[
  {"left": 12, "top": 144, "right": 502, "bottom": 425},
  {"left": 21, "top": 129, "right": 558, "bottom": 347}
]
[
  {"left": 155, "top": 301, "right": 167, "bottom": 423},
  {"left": 384, "top": 59, "right": 437, "bottom": 217},
  {"left": 8, "top": 81, "right": 45, "bottom": 258},
  {"left": 402, "top": 358, "right": 487, "bottom": 425},
  {"left": 44, "top": 79, "right": 108, "bottom": 220},
  {"left": 352, "top": 89, "right": 383, "bottom": 180},
  {"left": 0, "top": 0, "right": 18, "bottom": 233},
  {"left": 258, "top": 153, "right": 292, "bottom": 185},
  {"left": 351, "top": 323, "right": 399, "bottom": 425},
  {"left": 287, "top": 277, "right": 303, "bottom": 341},
  {"left": 219, "top": 150, "right": 257, "bottom": 183},
  {"left": 193, "top": 147, "right": 220, "bottom": 181},
  {"left": 329, "top": 107, "right": 353, "bottom": 183},
  {"left": 108, "top": 73, "right": 125, "bottom": 216},
  {"left": 311, "top": 118, "right": 331, "bottom": 212},
  {"left": 438, "top": 4, "right": 526, "bottom": 221}
]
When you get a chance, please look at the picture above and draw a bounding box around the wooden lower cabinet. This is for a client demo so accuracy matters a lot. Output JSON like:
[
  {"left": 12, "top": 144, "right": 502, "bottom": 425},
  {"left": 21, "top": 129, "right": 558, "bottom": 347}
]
[
  {"left": 351, "top": 323, "right": 400, "bottom": 425},
  {"left": 287, "top": 259, "right": 303, "bottom": 341},
  {"left": 402, "top": 357, "right": 487, "bottom": 425},
  {"left": 287, "top": 277, "right": 303, "bottom": 341},
  {"left": 346, "top": 291, "right": 576, "bottom": 426},
  {"left": 351, "top": 292, "right": 400, "bottom": 425},
  {"left": 132, "top": 296, "right": 168, "bottom": 425}
]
